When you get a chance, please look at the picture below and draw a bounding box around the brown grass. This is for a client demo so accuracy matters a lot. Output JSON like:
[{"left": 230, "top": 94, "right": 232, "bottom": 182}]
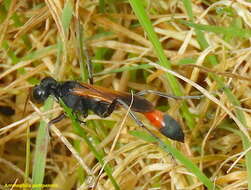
[{"left": 0, "top": 1, "right": 250, "bottom": 190}]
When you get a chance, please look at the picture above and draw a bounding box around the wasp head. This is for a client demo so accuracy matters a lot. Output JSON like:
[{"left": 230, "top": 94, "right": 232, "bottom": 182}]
[{"left": 32, "top": 77, "right": 58, "bottom": 103}]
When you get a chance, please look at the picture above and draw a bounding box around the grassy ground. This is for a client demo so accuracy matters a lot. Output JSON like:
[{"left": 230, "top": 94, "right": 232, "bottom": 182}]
[{"left": 0, "top": 0, "right": 250, "bottom": 190}]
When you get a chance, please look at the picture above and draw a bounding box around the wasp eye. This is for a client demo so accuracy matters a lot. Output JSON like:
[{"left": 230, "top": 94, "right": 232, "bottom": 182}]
[{"left": 32, "top": 86, "right": 49, "bottom": 103}]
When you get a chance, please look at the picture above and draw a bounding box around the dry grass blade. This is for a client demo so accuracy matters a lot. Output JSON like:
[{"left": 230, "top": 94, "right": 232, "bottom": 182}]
[
  {"left": 0, "top": 0, "right": 250, "bottom": 190},
  {"left": 149, "top": 62, "right": 250, "bottom": 140},
  {"left": 184, "top": 64, "right": 251, "bottom": 82}
]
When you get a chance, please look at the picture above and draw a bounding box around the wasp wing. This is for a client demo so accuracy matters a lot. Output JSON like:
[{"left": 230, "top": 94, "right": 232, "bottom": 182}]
[{"left": 72, "top": 83, "right": 154, "bottom": 113}]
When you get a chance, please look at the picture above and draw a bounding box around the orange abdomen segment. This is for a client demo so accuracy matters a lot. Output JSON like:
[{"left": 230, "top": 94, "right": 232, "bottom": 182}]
[
  {"left": 144, "top": 110, "right": 165, "bottom": 129},
  {"left": 143, "top": 110, "right": 184, "bottom": 142}
]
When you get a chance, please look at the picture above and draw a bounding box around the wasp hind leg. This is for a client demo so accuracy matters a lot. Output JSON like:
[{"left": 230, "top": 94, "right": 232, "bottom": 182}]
[
  {"left": 48, "top": 113, "right": 66, "bottom": 126},
  {"left": 135, "top": 90, "right": 203, "bottom": 100}
]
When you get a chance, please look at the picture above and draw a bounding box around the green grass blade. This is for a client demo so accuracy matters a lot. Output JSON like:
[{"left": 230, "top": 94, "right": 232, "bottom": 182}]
[
  {"left": 76, "top": 21, "right": 89, "bottom": 82},
  {"left": 61, "top": 101, "right": 120, "bottom": 190},
  {"left": 2, "top": 40, "right": 19, "bottom": 64},
  {"left": 32, "top": 97, "right": 53, "bottom": 190},
  {"left": 242, "top": 137, "right": 251, "bottom": 190},
  {"left": 21, "top": 45, "right": 57, "bottom": 62},
  {"left": 94, "top": 64, "right": 153, "bottom": 76},
  {"left": 128, "top": 0, "right": 196, "bottom": 129},
  {"left": 128, "top": 0, "right": 178, "bottom": 91},
  {"left": 221, "top": 126, "right": 251, "bottom": 190},
  {"left": 180, "top": 20, "right": 251, "bottom": 39},
  {"left": 61, "top": 1, "right": 73, "bottom": 34},
  {"left": 132, "top": 130, "right": 217, "bottom": 190},
  {"left": 24, "top": 122, "right": 31, "bottom": 185},
  {"left": 99, "top": 0, "right": 105, "bottom": 13},
  {"left": 158, "top": 140, "right": 216, "bottom": 190},
  {"left": 182, "top": 0, "right": 251, "bottom": 189},
  {"left": 129, "top": 130, "right": 156, "bottom": 143},
  {"left": 182, "top": 0, "right": 248, "bottom": 127}
]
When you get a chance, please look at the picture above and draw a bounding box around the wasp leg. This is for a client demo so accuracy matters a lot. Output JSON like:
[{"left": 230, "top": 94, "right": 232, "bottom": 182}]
[
  {"left": 135, "top": 90, "right": 203, "bottom": 100},
  {"left": 80, "top": 108, "right": 89, "bottom": 118},
  {"left": 115, "top": 98, "right": 158, "bottom": 138},
  {"left": 67, "top": 98, "right": 88, "bottom": 124},
  {"left": 75, "top": 114, "right": 86, "bottom": 124},
  {"left": 71, "top": 109, "right": 88, "bottom": 125},
  {"left": 48, "top": 113, "right": 66, "bottom": 126}
]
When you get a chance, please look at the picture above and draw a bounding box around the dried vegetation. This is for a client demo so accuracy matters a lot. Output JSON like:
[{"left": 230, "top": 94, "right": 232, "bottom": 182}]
[{"left": 0, "top": 0, "right": 250, "bottom": 190}]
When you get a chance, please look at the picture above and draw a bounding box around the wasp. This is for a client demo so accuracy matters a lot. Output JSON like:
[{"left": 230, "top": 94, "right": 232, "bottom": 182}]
[{"left": 32, "top": 77, "right": 187, "bottom": 142}]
